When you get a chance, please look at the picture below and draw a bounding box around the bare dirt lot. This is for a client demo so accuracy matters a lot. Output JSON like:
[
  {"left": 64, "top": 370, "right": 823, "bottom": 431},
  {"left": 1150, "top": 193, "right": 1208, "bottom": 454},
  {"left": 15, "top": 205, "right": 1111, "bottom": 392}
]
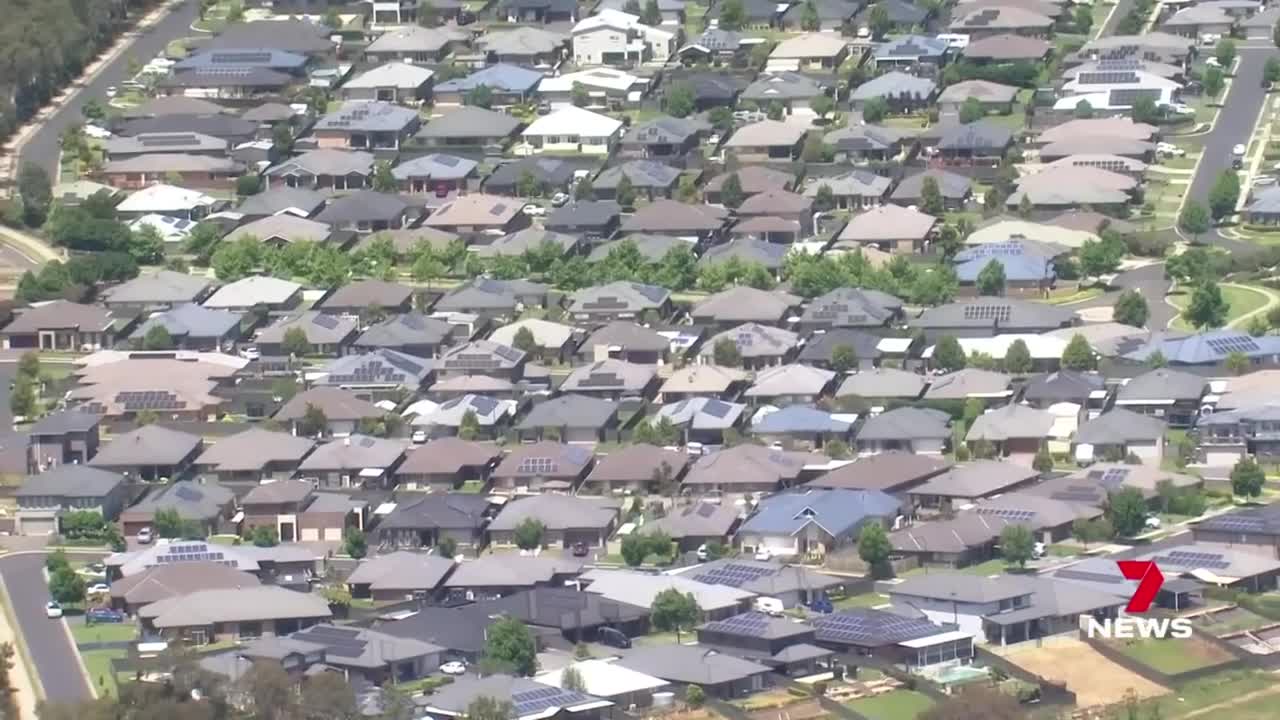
[{"left": 1003, "top": 638, "right": 1169, "bottom": 707}]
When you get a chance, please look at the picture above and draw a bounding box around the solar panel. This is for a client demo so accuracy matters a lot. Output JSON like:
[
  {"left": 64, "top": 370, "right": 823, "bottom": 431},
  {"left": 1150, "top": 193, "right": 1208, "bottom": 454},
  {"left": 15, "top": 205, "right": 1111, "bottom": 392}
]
[
  {"left": 313, "top": 314, "right": 340, "bottom": 330},
  {"left": 705, "top": 612, "right": 769, "bottom": 633},
  {"left": 975, "top": 507, "right": 1036, "bottom": 522},
  {"left": 517, "top": 457, "right": 557, "bottom": 474},
  {"left": 1153, "top": 550, "right": 1230, "bottom": 570},
  {"left": 962, "top": 304, "right": 1012, "bottom": 323},
  {"left": 703, "top": 400, "right": 732, "bottom": 419},
  {"left": 813, "top": 610, "right": 939, "bottom": 645},
  {"left": 1100, "top": 467, "right": 1130, "bottom": 488},
  {"left": 1206, "top": 335, "right": 1260, "bottom": 356},
  {"left": 696, "top": 503, "right": 718, "bottom": 518},
  {"left": 512, "top": 687, "right": 593, "bottom": 717}
]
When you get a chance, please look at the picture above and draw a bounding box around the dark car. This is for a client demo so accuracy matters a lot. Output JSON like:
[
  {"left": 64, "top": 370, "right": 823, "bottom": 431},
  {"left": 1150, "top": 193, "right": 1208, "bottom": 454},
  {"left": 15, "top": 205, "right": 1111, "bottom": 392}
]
[
  {"left": 809, "top": 596, "right": 833, "bottom": 614},
  {"left": 571, "top": 542, "right": 589, "bottom": 557},
  {"left": 597, "top": 626, "right": 631, "bottom": 649},
  {"left": 86, "top": 607, "right": 126, "bottom": 624}
]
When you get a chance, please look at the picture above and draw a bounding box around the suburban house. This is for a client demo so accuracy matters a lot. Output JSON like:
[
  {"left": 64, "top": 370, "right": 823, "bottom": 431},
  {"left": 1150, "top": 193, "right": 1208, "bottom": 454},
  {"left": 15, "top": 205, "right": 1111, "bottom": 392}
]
[
  {"left": 735, "top": 488, "right": 902, "bottom": 559},
  {"left": 487, "top": 493, "right": 620, "bottom": 548},
  {"left": 15, "top": 465, "right": 127, "bottom": 536}
]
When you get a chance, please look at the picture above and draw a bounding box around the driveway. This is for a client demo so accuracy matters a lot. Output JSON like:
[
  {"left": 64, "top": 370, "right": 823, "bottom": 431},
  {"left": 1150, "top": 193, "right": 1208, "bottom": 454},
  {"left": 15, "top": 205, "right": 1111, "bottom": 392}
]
[
  {"left": 0, "top": 553, "right": 93, "bottom": 703},
  {"left": 17, "top": 0, "right": 201, "bottom": 178}
]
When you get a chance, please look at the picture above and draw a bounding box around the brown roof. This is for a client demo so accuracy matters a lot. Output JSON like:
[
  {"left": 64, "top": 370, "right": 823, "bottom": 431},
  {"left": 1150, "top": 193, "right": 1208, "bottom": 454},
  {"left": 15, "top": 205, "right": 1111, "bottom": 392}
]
[
  {"left": 241, "top": 478, "right": 313, "bottom": 505},
  {"left": 493, "top": 440, "right": 595, "bottom": 480},
  {"left": 737, "top": 190, "right": 812, "bottom": 216},
  {"left": 110, "top": 562, "right": 261, "bottom": 606},
  {"left": 810, "top": 453, "right": 952, "bottom": 491},
  {"left": 319, "top": 279, "right": 415, "bottom": 309},
  {"left": 398, "top": 438, "right": 501, "bottom": 475},
  {"left": 621, "top": 200, "right": 728, "bottom": 233},
  {"left": 275, "top": 387, "right": 383, "bottom": 422},
  {"left": 195, "top": 428, "right": 317, "bottom": 472},
  {"left": 4, "top": 301, "right": 114, "bottom": 334},
  {"left": 683, "top": 445, "right": 824, "bottom": 487},
  {"left": 963, "top": 34, "right": 1053, "bottom": 61},
  {"left": 587, "top": 444, "right": 690, "bottom": 483},
  {"left": 1047, "top": 210, "right": 1138, "bottom": 236}
]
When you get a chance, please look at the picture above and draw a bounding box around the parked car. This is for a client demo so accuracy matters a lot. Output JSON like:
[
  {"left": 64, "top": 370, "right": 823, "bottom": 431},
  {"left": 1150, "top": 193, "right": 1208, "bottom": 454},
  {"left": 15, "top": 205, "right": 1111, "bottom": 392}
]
[
  {"left": 1165, "top": 103, "right": 1194, "bottom": 116},
  {"left": 45, "top": 601, "right": 63, "bottom": 619},
  {"left": 752, "top": 597, "right": 785, "bottom": 616},
  {"left": 754, "top": 547, "right": 772, "bottom": 562},
  {"left": 238, "top": 347, "right": 261, "bottom": 361},
  {"left": 440, "top": 661, "right": 467, "bottom": 675},
  {"left": 411, "top": 430, "right": 427, "bottom": 444},
  {"left": 809, "top": 596, "right": 834, "bottom": 614},
  {"left": 137, "top": 527, "right": 153, "bottom": 544},
  {"left": 87, "top": 583, "right": 110, "bottom": 597},
  {"left": 696, "top": 544, "right": 709, "bottom": 561},
  {"left": 1157, "top": 142, "right": 1186, "bottom": 157},
  {"left": 86, "top": 607, "right": 126, "bottom": 624},
  {"left": 550, "top": 192, "right": 570, "bottom": 207},
  {"left": 570, "top": 541, "right": 589, "bottom": 557},
  {"left": 597, "top": 626, "right": 631, "bottom": 649},
  {"left": 522, "top": 203, "right": 546, "bottom": 217}
]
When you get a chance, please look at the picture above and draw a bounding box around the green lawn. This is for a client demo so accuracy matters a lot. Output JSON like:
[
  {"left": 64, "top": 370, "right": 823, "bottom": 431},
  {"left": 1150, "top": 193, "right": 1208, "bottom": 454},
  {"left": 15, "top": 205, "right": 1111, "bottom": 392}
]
[
  {"left": 1114, "top": 637, "right": 1232, "bottom": 674},
  {"left": 81, "top": 649, "right": 126, "bottom": 697},
  {"left": 1160, "top": 670, "right": 1277, "bottom": 718},
  {"left": 633, "top": 631, "right": 683, "bottom": 647},
  {"left": 71, "top": 621, "right": 137, "bottom": 646},
  {"left": 901, "top": 558, "right": 1009, "bottom": 577},
  {"left": 1168, "top": 285, "right": 1271, "bottom": 330},
  {"left": 845, "top": 690, "right": 935, "bottom": 720}
]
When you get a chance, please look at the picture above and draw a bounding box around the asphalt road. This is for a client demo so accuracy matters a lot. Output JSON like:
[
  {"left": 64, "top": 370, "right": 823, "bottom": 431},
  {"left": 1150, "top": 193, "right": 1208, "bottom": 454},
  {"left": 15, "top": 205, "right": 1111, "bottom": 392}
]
[
  {"left": 1187, "top": 46, "right": 1280, "bottom": 254},
  {"left": 1098, "top": 0, "right": 1135, "bottom": 37},
  {"left": 17, "top": 0, "right": 201, "bottom": 179},
  {"left": 0, "top": 554, "right": 93, "bottom": 703},
  {"left": 1073, "top": 263, "right": 1175, "bottom": 329}
]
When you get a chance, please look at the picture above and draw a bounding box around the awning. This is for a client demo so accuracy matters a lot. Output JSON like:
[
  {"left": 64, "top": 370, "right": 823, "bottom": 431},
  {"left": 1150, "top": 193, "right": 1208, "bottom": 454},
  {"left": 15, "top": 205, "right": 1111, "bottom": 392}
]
[{"left": 898, "top": 630, "right": 973, "bottom": 648}]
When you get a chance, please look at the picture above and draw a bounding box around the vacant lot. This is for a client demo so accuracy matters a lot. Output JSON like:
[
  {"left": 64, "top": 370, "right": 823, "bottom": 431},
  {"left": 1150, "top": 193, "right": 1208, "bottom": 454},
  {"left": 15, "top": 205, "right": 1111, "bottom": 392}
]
[
  {"left": 1115, "top": 636, "right": 1236, "bottom": 674},
  {"left": 1003, "top": 637, "right": 1168, "bottom": 707}
]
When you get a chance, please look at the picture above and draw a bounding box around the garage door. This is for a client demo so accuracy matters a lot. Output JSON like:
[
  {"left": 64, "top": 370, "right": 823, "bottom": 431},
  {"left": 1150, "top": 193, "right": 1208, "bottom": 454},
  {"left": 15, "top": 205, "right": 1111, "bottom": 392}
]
[
  {"left": 300, "top": 528, "right": 320, "bottom": 541},
  {"left": 323, "top": 528, "right": 343, "bottom": 541},
  {"left": 564, "top": 530, "right": 599, "bottom": 547},
  {"left": 19, "top": 517, "right": 56, "bottom": 536}
]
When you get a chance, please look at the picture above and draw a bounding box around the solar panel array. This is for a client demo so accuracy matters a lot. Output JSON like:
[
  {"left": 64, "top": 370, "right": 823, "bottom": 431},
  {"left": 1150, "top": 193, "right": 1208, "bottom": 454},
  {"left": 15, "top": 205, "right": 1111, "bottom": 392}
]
[
  {"left": 703, "top": 399, "right": 733, "bottom": 418},
  {"left": 211, "top": 51, "right": 275, "bottom": 64},
  {"left": 116, "top": 390, "right": 187, "bottom": 411},
  {"left": 1055, "top": 568, "right": 1124, "bottom": 585},
  {"left": 139, "top": 133, "right": 200, "bottom": 147},
  {"left": 959, "top": 242, "right": 1025, "bottom": 259},
  {"left": 154, "top": 542, "right": 234, "bottom": 566},
  {"left": 1154, "top": 550, "right": 1230, "bottom": 570},
  {"left": 174, "top": 485, "right": 204, "bottom": 502},
  {"left": 517, "top": 457, "right": 558, "bottom": 474},
  {"left": 962, "top": 304, "right": 1011, "bottom": 322},
  {"left": 1077, "top": 71, "right": 1140, "bottom": 85},
  {"left": 314, "top": 314, "right": 341, "bottom": 330},
  {"left": 703, "top": 612, "right": 770, "bottom": 634},
  {"left": 294, "top": 625, "right": 368, "bottom": 658},
  {"left": 445, "top": 352, "right": 501, "bottom": 370},
  {"left": 1050, "top": 484, "right": 1102, "bottom": 503},
  {"left": 696, "top": 503, "right": 719, "bottom": 518},
  {"left": 814, "top": 611, "right": 937, "bottom": 645},
  {"left": 329, "top": 357, "right": 424, "bottom": 385},
  {"left": 975, "top": 507, "right": 1035, "bottom": 522},
  {"left": 512, "top": 686, "right": 594, "bottom": 717},
  {"left": 692, "top": 562, "right": 778, "bottom": 588},
  {"left": 1100, "top": 467, "right": 1131, "bottom": 488},
  {"left": 1206, "top": 335, "right": 1260, "bottom": 356},
  {"left": 579, "top": 371, "right": 623, "bottom": 388}
]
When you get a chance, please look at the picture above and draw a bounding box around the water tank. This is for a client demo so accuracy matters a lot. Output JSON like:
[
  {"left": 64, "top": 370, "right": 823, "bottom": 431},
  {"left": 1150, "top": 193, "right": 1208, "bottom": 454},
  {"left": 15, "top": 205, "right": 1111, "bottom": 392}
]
[{"left": 652, "top": 693, "right": 675, "bottom": 708}]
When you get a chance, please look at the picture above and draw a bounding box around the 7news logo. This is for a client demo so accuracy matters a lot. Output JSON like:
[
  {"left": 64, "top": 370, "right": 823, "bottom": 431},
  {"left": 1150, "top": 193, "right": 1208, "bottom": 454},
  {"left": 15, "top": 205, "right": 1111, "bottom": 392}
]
[{"left": 1084, "top": 561, "right": 1193, "bottom": 639}]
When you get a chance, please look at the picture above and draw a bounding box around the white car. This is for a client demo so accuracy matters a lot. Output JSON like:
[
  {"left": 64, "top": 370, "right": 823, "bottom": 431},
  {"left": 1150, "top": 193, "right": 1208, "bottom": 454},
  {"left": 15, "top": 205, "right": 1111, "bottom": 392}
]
[
  {"left": 550, "top": 192, "right": 569, "bottom": 207},
  {"left": 105, "top": 86, "right": 117, "bottom": 98},
  {"left": 1145, "top": 516, "right": 1162, "bottom": 529},
  {"left": 411, "top": 430, "right": 427, "bottom": 444},
  {"left": 440, "top": 661, "right": 467, "bottom": 675},
  {"left": 238, "top": 347, "right": 261, "bottom": 361},
  {"left": 696, "top": 544, "right": 709, "bottom": 561},
  {"left": 856, "top": 26, "right": 870, "bottom": 38},
  {"left": 1166, "top": 103, "right": 1195, "bottom": 116},
  {"left": 87, "top": 583, "right": 109, "bottom": 597},
  {"left": 45, "top": 601, "right": 63, "bottom": 619},
  {"left": 522, "top": 203, "right": 545, "bottom": 217},
  {"left": 1156, "top": 142, "right": 1186, "bottom": 157},
  {"left": 754, "top": 547, "right": 772, "bottom": 562},
  {"left": 1234, "top": 143, "right": 1247, "bottom": 156},
  {"left": 137, "top": 527, "right": 153, "bottom": 544}
]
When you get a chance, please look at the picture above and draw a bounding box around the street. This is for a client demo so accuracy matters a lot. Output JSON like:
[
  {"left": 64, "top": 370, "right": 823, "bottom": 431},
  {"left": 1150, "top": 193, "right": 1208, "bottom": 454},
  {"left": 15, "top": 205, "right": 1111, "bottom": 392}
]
[
  {"left": 17, "top": 0, "right": 201, "bottom": 179},
  {"left": 1070, "top": 263, "right": 1174, "bottom": 329},
  {"left": 0, "top": 554, "right": 93, "bottom": 703}
]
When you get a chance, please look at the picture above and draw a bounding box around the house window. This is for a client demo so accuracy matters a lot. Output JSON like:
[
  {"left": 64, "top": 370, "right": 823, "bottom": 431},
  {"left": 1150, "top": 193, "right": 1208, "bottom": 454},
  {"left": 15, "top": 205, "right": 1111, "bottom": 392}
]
[{"left": 238, "top": 622, "right": 263, "bottom": 640}]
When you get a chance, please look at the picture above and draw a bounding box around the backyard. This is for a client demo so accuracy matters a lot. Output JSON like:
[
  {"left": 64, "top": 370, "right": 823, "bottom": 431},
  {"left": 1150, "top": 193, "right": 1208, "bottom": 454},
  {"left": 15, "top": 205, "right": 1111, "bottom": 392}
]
[
  {"left": 1158, "top": 669, "right": 1278, "bottom": 718},
  {"left": 844, "top": 689, "right": 936, "bottom": 720},
  {"left": 1112, "top": 636, "right": 1236, "bottom": 675}
]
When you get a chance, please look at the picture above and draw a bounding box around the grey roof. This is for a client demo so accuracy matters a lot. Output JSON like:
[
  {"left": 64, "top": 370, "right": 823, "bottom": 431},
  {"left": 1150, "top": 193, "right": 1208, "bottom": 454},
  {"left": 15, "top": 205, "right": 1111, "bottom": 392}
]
[
  {"left": 257, "top": 311, "right": 357, "bottom": 346},
  {"left": 112, "top": 562, "right": 261, "bottom": 606},
  {"left": 489, "top": 494, "right": 619, "bottom": 532},
  {"left": 206, "top": 19, "right": 333, "bottom": 54},
  {"left": 120, "top": 114, "right": 258, "bottom": 141},
  {"left": 742, "top": 72, "right": 827, "bottom": 102},
  {"left": 439, "top": 339, "right": 526, "bottom": 373},
  {"left": 425, "top": 674, "right": 607, "bottom": 718},
  {"left": 376, "top": 490, "right": 491, "bottom": 530},
  {"left": 320, "top": 280, "right": 414, "bottom": 310},
  {"left": 157, "top": 68, "right": 294, "bottom": 89},
  {"left": 17, "top": 465, "right": 125, "bottom": 498},
  {"left": 587, "top": 234, "right": 686, "bottom": 263},
  {"left": 366, "top": 25, "right": 463, "bottom": 53},
  {"left": 124, "top": 481, "right": 235, "bottom": 521},
  {"left": 889, "top": 511, "right": 1011, "bottom": 554},
  {"left": 240, "top": 478, "right": 313, "bottom": 506},
  {"left": 355, "top": 313, "right": 453, "bottom": 349},
  {"left": 435, "top": 63, "right": 543, "bottom": 93},
  {"left": 965, "top": 403, "right": 1055, "bottom": 441},
  {"left": 912, "top": 297, "right": 1076, "bottom": 331},
  {"left": 1076, "top": 408, "right": 1166, "bottom": 443},
  {"left": 416, "top": 106, "right": 522, "bottom": 140},
  {"left": 298, "top": 435, "right": 406, "bottom": 472},
  {"left": 483, "top": 587, "right": 648, "bottom": 631},
  {"left": 698, "top": 238, "right": 789, "bottom": 270},
  {"left": 90, "top": 425, "right": 203, "bottom": 468},
  {"left": 235, "top": 186, "right": 327, "bottom": 217},
  {"left": 346, "top": 551, "right": 455, "bottom": 591},
  {"left": 224, "top": 214, "right": 334, "bottom": 245},
  {"left": 315, "top": 348, "right": 433, "bottom": 388},
  {"left": 938, "top": 79, "right": 1021, "bottom": 105},
  {"left": 753, "top": 404, "right": 850, "bottom": 435},
  {"left": 202, "top": 276, "right": 301, "bottom": 309},
  {"left": 621, "top": 199, "right": 728, "bottom": 233},
  {"left": 691, "top": 286, "right": 801, "bottom": 324},
  {"left": 851, "top": 71, "right": 936, "bottom": 101},
  {"left": 123, "top": 96, "right": 230, "bottom": 118},
  {"left": 195, "top": 428, "right": 316, "bottom": 472},
  {"left": 478, "top": 26, "right": 567, "bottom": 56},
  {"left": 623, "top": 116, "right": 708, "bottom": 146},
  {"left": 1248, "top": 186, "right": 1280, "bottom": 214},
  {"left": 802, "top": 287, "right": 902, "bottom": 328},
  {"left": 515, "top": 394, "right": 617, "bottom": 430},
  {"left": 936, "top": 120, "right": 1013, "bottom": 151},
  {"left": 1021, "top": 369, "right": 1105, "bottom": 403},
  {"left": 560, "top": 359, "right": 656, "bottom": 394},
  {"left": 798, "top": 329, "right": 884, "bottom": 365},
  {"left": 923, "top": 368, "right": 1013, "bottom": 400},
  {"left": 892, "top": 169, "right": 973, "bottom": 203},
  {"left": 745, "top": 364, "right": 836, "bottom": 398},
  {"left": 106, "top": 131, "right": 228, "bottom": 157},
  {"left": 684, "top": 445, "right": 823, "bottom": 487},
  {"left": 965, "top": 575, "right": 1125, "bottom": 627},
  {"left": 617, "top": 645, "right": 771, "bottom": 686},
  {"left": 584, "top": 321, "right": 669, "bottom": 352},
  {"left": 30, "top": 410, "right": 101, "bottom": 436},
  {"left": 568, "top": 281, "right": 670, "bottom": 315},
  {"left": 240, "top": 102, "right": 295, "bottom": 122},
  {"left": 699, "top": 322, "right": 800, "bottom": 359},
  {"left": 131, "top": 303, "right": 242, "bottom": 341},
  {"left": 276, "top": 387, "right": 382, "bottom": 424},
  {"left": 857, "top": 407, "right": 950, "bottom": 441},
  {"left": 392, "top": 153, "right": 477, "bottom": 181},
  {"left": 655, "top": 397, "right": 746, "bottom": 430},
  {"left": 266, "top": 148, "right": 375, "bottom": 177},
  {"left": 492, "top": 440, "right": 599, "bottom": 481},
  {"left": 806, "top": 170, "right": 891, "bottom": 199},
  {"left": 315, "top": 101, "right": 418, "bottom": 133},
  {"left": 1116, "top": 368, "right": 1206, "bottom": 403},
  {"left": 911, "top": 460, "right": 1039, "bottom": 499},
  {"left": 823, "top": 124, "right": 915, "bottom": 154},
  {"left": 443, "top": 554, "right": 585, "bottom": 588},
  {"left": 812, "top": 453, "right": 951, "bottom": 491},
  {"left": 594, "top": 160, "right": 681, "bottom": 190},
  {"left": 646, "top": 500, "right": 738, "bottom": 539},
  {"left": 314, "top": 190, "right": 410, "bottom": 224},
  {"left": 547, "top": 201, "right": 622, "bottom": 231},
  {"left": 139, "top": 585, "right": 331, "bottom": 628},
  {"left": 4, "top": 300, "right": 114, "bottom": 334},
  {"left": 246, "top": 625, "right": 442, "bottom": 671},
  {"left": 1121, "top": 330, "right": 1280, "bottom": 366},
  {"left": 837, "top": 367, "right": 927, "bottom": 399},
  {"left": 875, "top": 34, "right": 949, "bottom": 60},
  {"left": 474, "top": 228, "right": 579, "bottom": 258},
  {"left": 436, "top": 278, "right": 549, "bottom": 312}
]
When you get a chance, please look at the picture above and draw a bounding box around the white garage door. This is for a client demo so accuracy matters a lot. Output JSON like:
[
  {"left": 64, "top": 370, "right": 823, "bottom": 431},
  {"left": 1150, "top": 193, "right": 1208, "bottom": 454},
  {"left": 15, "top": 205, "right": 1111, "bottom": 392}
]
[
  {"left": 19, "top": 517, "right": 56, "bottom": 536},
  {"left": 323, "top": 528, "right": 343, "bottom": 541},
  {"left": 300, "top": 528, "right": 320, "bottom": 541}
]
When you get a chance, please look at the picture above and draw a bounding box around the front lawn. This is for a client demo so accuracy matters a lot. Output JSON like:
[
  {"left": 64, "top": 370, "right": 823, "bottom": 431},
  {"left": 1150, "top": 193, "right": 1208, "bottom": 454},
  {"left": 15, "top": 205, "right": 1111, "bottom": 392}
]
[
  {"left": 71, "top": 621, "right": 137, "bottom": 646},
  {"left": 81, "top": 648, "right": 127, "bottom": 697},
  {"left": 845, "top": 690, "right": 935, "bottom": 720}
]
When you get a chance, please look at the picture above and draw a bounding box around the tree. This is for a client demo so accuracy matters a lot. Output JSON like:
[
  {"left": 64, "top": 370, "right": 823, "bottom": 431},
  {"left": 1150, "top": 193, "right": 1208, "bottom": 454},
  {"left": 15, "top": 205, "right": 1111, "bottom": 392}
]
[
  {"left": 811, "top": 183, "right": 835, "bottom": 213},
  {"left": 1004, "top": 338, "right": 1032, "bottom": 375},
  {"left": 17, "top": 163, "right": 51, "bottom": 227},
  {"left": 17, "top": 352, "right": 39, "bottom": 383},
  {"left": 712, "top": 337, "right": 741, "bottom": 366},
  {"left": 620, "top": 533, "right": 650, "bottom": 566},
  {"left": 1204, "top": 66, "right": 1224, "bottom": 99},
  {"left": 298, "top": 403, "right": 328, "bottom": 438},
  {"left": 9, "top": 377, "right": 34, "bottom": 419},
  {"left": 281, "top": 326, "right": 311, "bottom": 358},
  {"left": 236, "top": 174, "right": 262, "bottom": 196},
  {"left": 574, "top": 176, "right": 594, "bottom": 201},
  {"left": 1146, "top": 349, "right": 1168, "bottom": 368},
  {"left": 615, "top": 175, "right": 637, "bottom": 209},
  {"left": 513, "top": 518, "right": 545, "bottom": 550},
  {"left": 1131, "top": 95, "right": 1162, "bottom": 125},
  {"left": 343, "top": 527, "right": 367, "bottom": 559},
  {"left": 250, "top": 524, "right": 278, "bottom": 547},
  {"left": 933, "top": 335, "right": 967, "bottom": 371},
  {"left": 1231, "top": 456, "right": 1266, "bottom": 498},
  {"left": 1208, "top": 169, "right": 1241, "bottom": 220},
  {"left": 560, "top": 666, "right": 586, "bottom": 693},
  {"left": 825, "top": 439, "right": 851, "bottom": 459},
  {"left": 511, "top": 326, "right": 538, "bottom": 354},
  {"left": 665, "top": 83, "right": 695, "bottom": 118},
  {"left": 719, "top": 173, "right": 745, "bottom": 209},
  {"left": 868, "top": 3, "right": 891, "bottom": 38},
  {"left": 436, "top": 536, "right": 459, "bottom": 559},
  {"left": 1185, "top": 281, "right": 1230, "bottom": 329},
  {"left": 372, "top": 160, "right": 397, "bottom": 193},
  {"left": 465, "top": 84, "right": 494, "bottom": 109},
  {"left": 1269, "top": 57, "right": 1280, "bottom": 86},
  {"left": 571, "top": 82, "right": 590, "bottom": 107},
  {"left": 484, "top": 616, "right": 538, "bottom": 676},
  {"left": 862, "top": 96, "right": 888, "bottom": 123},
  {"left": 858, "top": 522, "right": 892, "bottom": 577},
  {"left": 457, "top": 409, "right": 481, "bottom": 441},
  {"left": 920, "top": 176, "right": 945, "bottom": 216},
  {"left": 1179, "top": 202, "right": 1211, "bottom": 242},
  {"left": 1226, "top": 350, "right": 1252, "bottom": 375},
  {"left": 1275, "top": 17, "right": 1280, "bottom": 49},
  {"left": 1001, "top": 524, "right": 1035, "bottom": 568},
  {"left": 1107, "top": 487, "right": 1149, "bottom": 537},
  {"left": 800, "top": 0, "right": 820, "bottom": 30},
  {"left": 1073, "top": 2, "right": 1093, "bottom": 33},
  {"left": 1114, "top": 289, "right": 1150, "bottom": 328},
  {"left": 1216, "top": 38, "right": 1237, "bottom": 68},
  {"left": 49, "top": 565, "right": 86, "bottom": 605},
  {"left": 301, "top": 672, "right": 358, "bottom": 720},
  {"left": 1073, "top": 99, "right": 1094, "bottom": 119},
  {"left": 686, "top": 685, "right": 706, "bottom": 708},
  {"left": 719, "top": 0, "right": 744, "bottom": 29},
  {"left": 141, "top": 324, "right": 175, "bottom": 351},
  {"left": 1061, "top": 333, "right": 1095, "bottom": 371},
  {"left": 975, "top": 259, "right": 1006, "bottom": 297},
  {"left": 809, "top": 94, "right": 835, "bottom": 121},
  {"left": 418, "top": 0, "right": 440, "bottom": 26},
  {"left": 651, "top": 588, "right": 700, "bottom": 641},
  {"left": 677, "top": 174, "right": 699, "bottom": 202},
  {"left": 1033, "top": 442, "right": 1054, "bottom": 473},
  {"left": 801, "top": 132, "right": 827, "bottom": 163},
  {"left": 830, "top": 344, "right": 858, "bottom": 373},
  {"left": 624, "top": 0, "right": 640, "bottom": 11},
  {"left": 959, "top": 97, "right": 985, "bottom": 124}
]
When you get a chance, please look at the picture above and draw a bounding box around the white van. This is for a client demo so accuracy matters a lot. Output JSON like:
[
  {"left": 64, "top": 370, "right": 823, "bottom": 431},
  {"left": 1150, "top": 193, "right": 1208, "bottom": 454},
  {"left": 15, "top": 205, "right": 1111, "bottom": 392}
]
[{"left": 753, "top": 597, "right": 785, "bottom": 616}]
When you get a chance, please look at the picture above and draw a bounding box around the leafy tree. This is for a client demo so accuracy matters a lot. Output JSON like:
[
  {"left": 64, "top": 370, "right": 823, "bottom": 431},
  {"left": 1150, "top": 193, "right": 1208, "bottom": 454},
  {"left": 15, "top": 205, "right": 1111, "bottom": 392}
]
[
  {"left": 1061, "top": 333, "right": 1096, "bottom": 371},
  {"left": 1106, "top": 487, "right": 1149, "bottom": 537},
  {"left": 560, "top": 665, "right": 586, "bottom": 692},
  {"left": 1145, "top": 349, "right": 1168, "bottom": 369},
  {"left": 517, "top": 171, "right": 541, "bottom": 199},
  {"left": 571, "top": 82, "right": 590, "bottom": 107},
  {"left": 513, "top": 518, "right": 545, "bottom": 550},
  {"left": 800, "top": 0, "right": 820, "bottom": 30},
  {"left": 1231, "top": 456, "right": 1266, "bottom": 498},
  {"left": 297, "top": 403, "right": 328, "bottom": 438},
  {"left": 719, "top": 173, "right": 745, "bottom": 208},
  {"left": 1267, "top": 57, "right": 1280, "bottom": 85},
  {"left": 685, "top": 685, "right": 706, "bottom": 708},
  {"left": 49, "top": 566, "right": 86, "bottom": 605},
  {"left": 251, "top": 524, "right": 278, "bottom": 547},
  {"left": 142, "top": 324, "right": 175, "bottom": 351},
  {"left": 1216, "top": 38, "right": 1237, "bottom": 68},
  {"left": 1033, "top": 442, "right": 1054, "bottom": 473},
  {"left": 17, "top": 352, "right": 39, "bottom": 383},
  {"left": 830, "top": 344, "right": 858, "bottom": 373},
  {"left": 1073, "top": 3, "right": 1093, "bottom": 33},
  {"left": 825, "top": 439, "right": 851, "bottom": 460},
  {"left": 718, "top": 0, "right": 745, "bottom": 30},
  {"left": 920, "top": 176, "right": 945, "bottom": 216},
  {"left": 665, "top": 83, "right": 695, "bottom": 118},
  {"left": 1131, "top": 95, "right": 1162, "bottom": 125},
  {"left": 624, "top": 0, "right": 640, "bottom": 11},
  {"left": 677, "top": 174, "right": 699, "bottom": 202},
  {"left": 812, "top": 183, "right": 835, "bottom": 213},
  {"left": 1248, "top": 314, "right": 1270, "bottom": 337},
  {"left": 620, "top": 533, "right": 650, "bottom": 566},
  {"left": 1113, "top": 289, "right": 1150, "bottom": 327},
  {"left": 641, "top": 0, "right": 661, "bottom": 24},
  {"left": 976, "top": 259, "right": 1006, "bottom": 296},
  {"left": 341, "top": 527, "right": 367, "bottom": 559},
  {"left": 512, "top": 326, "right": 537, "bottom": 354},
  {"left": 857, "top": 522, "right": 892, "bottom": 578},
  {"left": 418, "top": 0, "right": 440, "bottom": 26},
  {"left": 1003, "top": 338, "right": 1032, "bottom": 375},
  {"left": 127, "top": 224, "right": 166, "bottom": 265},
  {"left": 862, "top": 96, "right": 888, "bottom": 123},
  {"left": 933, "top": 335, "right": 967, "bottom": 371},
  {"left": 1209, "top": 169, "right": 1241, "bottom": 221},
  {"left": 236, "top": 174, "right": 262, "bottom": 196},
  {"left": 959, "top": 97, "right": 985, "bottom": 124},
  {"left": 651, "top": 588, "right": 700, "bottom": 641},
  {"left": 281, "top": 326, "right": 311, "bottom": 358},
  {"left": 614, "top": 175, "right": 637, "bottom": 209},
  {"left": 372, "top": 161, "right": 397, "bottom": 193},
  {"left": 17, "top": 163, "right": 51, "bottom": 227},
  {"left": 712, "top": 337, "right": 741, "bottom": 366},
  {"left": 1184, "top": 281, "right": 1229, "bottom": 329},
  {"left": 801, "top": 132, "right": 827, "bottom": 163},
  {"left": 9, "top": 377, "right": 35, "bottom": 419},
  {"left": 1079, "top": 234, "right": 1125, "bottom": 277},
  {"left": 1000, "top": 524, "right": 1035, "bottom": 568},
  {"left": 434, "top": 536, "right": 459, "bottom": 560},
  {"left": 574, "top": 176, "right": 594, "bottom": 201},
  {"left": 484, "top": 616, "right": 538, "bottom": 676},
  {"left": 465, "top": 84, "right": 494, "bottom": 109},
  {"left": 1179, "top": 202, "right": 1212, "bottom": 242},
  {"left": 1073, "top": 99, "right": 1094, "bottom": 119},
  {"left": 809, "top": 94, "right": 835, "bottom": 121},
  {"left": 868, "top": 3, "right": 891, "bottom": 38},
  {"left": 458, "top": 409, "right": 481, "bottom": 441},
  {"left": 1204, "top": 66, "right": 1224, "bottom": 98},
  {"left": 1225, "top": 350, "right": 1252, "bottom": 375}
]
